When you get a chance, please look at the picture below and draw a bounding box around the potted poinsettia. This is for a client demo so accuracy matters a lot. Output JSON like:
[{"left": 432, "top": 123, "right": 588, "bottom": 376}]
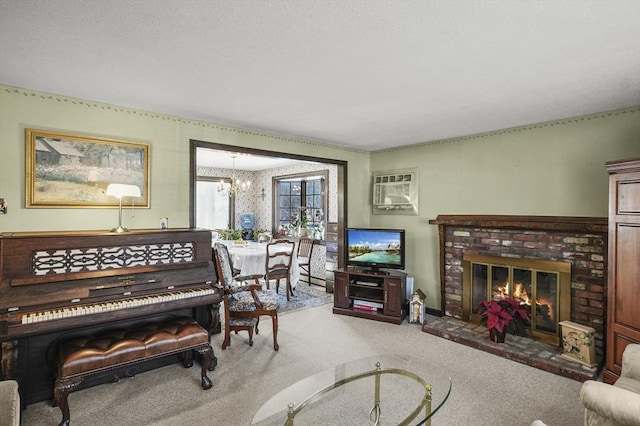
[{"left": 477, "top": 297, "right": 529, "bottom": 343}]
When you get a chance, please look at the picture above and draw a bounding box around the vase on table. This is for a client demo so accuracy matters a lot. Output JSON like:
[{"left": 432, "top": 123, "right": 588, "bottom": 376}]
[{"left": 489, "top": 329, "right": 506, "bottom": 343}]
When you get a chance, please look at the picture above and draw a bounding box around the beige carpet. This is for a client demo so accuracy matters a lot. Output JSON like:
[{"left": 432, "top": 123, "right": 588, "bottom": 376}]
[{"left": 21, "top": 303, "right": 585, "bottom": 426}]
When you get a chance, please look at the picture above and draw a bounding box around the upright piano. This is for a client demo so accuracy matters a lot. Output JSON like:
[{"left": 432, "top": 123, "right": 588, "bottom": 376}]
[{"left": 0, "top": 228, "right": 221, "bottom": 405}]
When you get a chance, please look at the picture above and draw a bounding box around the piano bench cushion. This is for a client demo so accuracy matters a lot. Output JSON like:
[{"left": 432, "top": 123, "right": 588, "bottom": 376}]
[{"left": 57, "top": 316, "right": 210, "bottom": 378}]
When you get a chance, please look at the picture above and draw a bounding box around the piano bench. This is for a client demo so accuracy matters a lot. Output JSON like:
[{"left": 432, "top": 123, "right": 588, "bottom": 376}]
[{"left": 53, "top": 316, "right": 215, "bottom": 426}]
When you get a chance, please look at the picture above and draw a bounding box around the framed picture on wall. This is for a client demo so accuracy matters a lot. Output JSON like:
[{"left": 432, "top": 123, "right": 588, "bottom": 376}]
[{"left": 26, "top": 129, "right": 150, "bottom": 208}]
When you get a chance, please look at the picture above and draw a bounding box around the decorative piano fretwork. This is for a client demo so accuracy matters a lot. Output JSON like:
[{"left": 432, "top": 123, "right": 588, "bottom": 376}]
[{"left": 32, "top": 243, "right": 196, "bottom": 275}]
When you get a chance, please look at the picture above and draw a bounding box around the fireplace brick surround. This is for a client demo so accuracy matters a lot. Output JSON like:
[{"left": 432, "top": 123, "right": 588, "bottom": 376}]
[{"left": 426, "top": 215, "right": 608, "bottom": 379}]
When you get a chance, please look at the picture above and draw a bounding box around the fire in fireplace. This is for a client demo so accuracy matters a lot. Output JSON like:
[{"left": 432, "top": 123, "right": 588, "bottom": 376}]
[{"left": 463, "top": 253, "right": 571, "bottom": 345}]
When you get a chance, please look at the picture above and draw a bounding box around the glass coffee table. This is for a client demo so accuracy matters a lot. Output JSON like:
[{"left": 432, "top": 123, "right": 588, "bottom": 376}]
[{"left": 252, "top": 354, "right": 452, "bottom": 426}]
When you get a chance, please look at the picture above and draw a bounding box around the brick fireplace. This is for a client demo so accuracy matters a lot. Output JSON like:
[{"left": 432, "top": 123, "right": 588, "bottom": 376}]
[{"left": 425, "top": 215, "right": 608, "bottom": 380}]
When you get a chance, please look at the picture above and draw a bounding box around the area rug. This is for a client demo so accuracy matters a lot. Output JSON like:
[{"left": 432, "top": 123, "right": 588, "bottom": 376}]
[
  {"left": 220, "top": 284, "right": 333, "bottom": 323},
  {"left": 278, "top": 284, "right": 333, "bottom": 314}
]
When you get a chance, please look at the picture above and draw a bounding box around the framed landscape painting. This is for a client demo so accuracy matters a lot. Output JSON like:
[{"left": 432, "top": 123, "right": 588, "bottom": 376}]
[{"left": 26, "top": 129, "right": 150, "bottom": 208}]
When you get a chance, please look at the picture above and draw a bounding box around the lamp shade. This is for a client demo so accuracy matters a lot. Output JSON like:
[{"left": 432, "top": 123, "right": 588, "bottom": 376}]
[{"left": 106, "top": 184, "right": 141, "bottom": 199}]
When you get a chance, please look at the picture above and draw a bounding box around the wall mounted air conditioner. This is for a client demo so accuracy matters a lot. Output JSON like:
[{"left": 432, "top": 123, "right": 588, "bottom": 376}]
[{"left": 372, "top": 168, "right": 418, "bottom": 215}]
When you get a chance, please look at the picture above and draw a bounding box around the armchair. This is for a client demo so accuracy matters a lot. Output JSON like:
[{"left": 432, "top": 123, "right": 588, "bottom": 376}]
[
  {"left": 213, "top": 242, "right": 280, "bottom": 351},
  {"left": 580, "top": 344, "right": 640, "bottom": 426},
  {"left": 0, "top": 380, "right": 20, "bottom": 426}
]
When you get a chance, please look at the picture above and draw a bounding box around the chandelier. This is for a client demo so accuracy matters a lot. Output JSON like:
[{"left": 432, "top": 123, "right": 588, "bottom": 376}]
[{"left": 218, "top": 155, "right": 250, "bottom": 197}]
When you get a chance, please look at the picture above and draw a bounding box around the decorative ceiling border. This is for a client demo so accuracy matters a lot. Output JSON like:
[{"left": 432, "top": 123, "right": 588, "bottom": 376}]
[
  {"left": 1, "top": 85, "right": 367, "bottom": 154},
  {"left": 373, "top": 106, "right": 640, "bottom": 154},
  {"left": 4, "top": 85, "right": 637, "bottom": 155}
]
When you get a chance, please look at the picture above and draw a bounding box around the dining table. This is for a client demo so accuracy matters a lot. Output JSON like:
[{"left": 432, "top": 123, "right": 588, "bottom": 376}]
[{"left": 220, "top": 240, "right": 300, "bottom": 289}]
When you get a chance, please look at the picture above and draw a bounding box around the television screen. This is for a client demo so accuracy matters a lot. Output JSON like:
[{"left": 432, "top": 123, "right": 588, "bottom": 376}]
[{"left": 346, "top": 228, "right": 405, "bottom": 271}]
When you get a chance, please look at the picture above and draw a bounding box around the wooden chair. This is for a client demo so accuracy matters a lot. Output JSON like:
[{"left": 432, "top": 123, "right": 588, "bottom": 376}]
[
  {"left": 257, "top": 232, "right": 273, "bottom": 243},
  {"left": 214, "top": 229, "right": 231, "bottom": 240},
  {"left": 264, "top": 239, "right": 296, "bottom": 301},
  {"left": 297, "top": 237, "right": 315, "bottom": 285},
  {"left": 213, "top": 242, "right": 280, "bottom": 351}
]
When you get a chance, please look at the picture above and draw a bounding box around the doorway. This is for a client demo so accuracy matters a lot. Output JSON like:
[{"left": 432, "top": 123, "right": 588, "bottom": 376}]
[{"left": 189, "top": 139, "right": 347, "bottom": 285}]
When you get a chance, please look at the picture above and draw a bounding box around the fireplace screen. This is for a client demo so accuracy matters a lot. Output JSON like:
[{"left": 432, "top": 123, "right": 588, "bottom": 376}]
[{"left": 464, "top": 253, "right": 571, "bottom": 345}]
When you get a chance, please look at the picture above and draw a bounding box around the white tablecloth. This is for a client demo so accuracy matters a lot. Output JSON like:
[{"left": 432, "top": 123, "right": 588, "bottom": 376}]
[{"left": 222, "top": 241, "right": 300, "bottom": 288}]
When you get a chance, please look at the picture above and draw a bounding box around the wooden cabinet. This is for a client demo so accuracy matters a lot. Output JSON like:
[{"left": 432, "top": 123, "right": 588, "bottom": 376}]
[
  {"left": 604, "top": 158, "right": 640, "bottom": 384},
  {"left": 324, "top": 222, "right": 339, "bottom": 293},
  {"left": 333, "top": 268, "right": 406, "bottom": 324},
  {"left": 333, "top": 271, "right": 350, "bottom": 308}
]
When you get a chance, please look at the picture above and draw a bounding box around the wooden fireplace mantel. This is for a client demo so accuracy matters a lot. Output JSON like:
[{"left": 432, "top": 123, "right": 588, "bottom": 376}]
[{"left": 428, "top": 214, "right": 607, "bottom": 233}]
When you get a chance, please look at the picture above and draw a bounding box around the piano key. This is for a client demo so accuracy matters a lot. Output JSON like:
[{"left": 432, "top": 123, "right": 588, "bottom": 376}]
[{"left": 20, "top": 287, "right": 217, "bottom": 324}]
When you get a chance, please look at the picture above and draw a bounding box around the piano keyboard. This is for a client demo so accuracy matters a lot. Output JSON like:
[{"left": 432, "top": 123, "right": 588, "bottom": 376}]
[{"left": 21, "top": 287, "right": 217, "bottom": 324}]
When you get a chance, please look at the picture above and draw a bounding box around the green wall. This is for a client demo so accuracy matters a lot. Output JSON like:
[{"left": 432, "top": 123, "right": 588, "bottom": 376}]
[
  {"left": 0, "top": 85, "right": 370, "bottom": 233},
  {"left": 370, "top": 108, "right": 640, "bottom": 309},
  {"left": 1, "top": 85, "right": 638, "bottom": 311}
]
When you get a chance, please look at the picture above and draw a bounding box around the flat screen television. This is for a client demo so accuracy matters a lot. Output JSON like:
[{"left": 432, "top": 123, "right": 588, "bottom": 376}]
[{"left": 346, "top": 228, "right": 405, "bottom": 273}]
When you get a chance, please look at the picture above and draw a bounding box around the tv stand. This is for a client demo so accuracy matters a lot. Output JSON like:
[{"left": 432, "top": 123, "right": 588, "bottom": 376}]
[
  {"left": 333, "top": 267, "right": 407, "bottom": 324},
  {"left": 361, "top": 267, "right": 390, "bottom": 275}
]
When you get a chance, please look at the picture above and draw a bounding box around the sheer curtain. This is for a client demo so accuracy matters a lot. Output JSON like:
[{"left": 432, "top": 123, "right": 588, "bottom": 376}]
[{"left": 196, "top": 180, "right": 231, "bottom": 230}]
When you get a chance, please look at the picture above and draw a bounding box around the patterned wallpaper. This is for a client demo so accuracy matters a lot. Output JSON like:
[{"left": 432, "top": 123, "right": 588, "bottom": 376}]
[
  {"left": 197, "top": 161, "right": 338, "bottom": 231},
  {"left": 197, "top": 161, "right": 336, "bottom": 286}
]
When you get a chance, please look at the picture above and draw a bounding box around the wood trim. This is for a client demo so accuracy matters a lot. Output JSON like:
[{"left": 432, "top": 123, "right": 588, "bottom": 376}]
[
  {"left": 188, "top": 139, "right": 347, "bottom": 279},
  {"left": 605, "top": 157, "right": 640, "bottom": 174},
  {"left": 428, "top": 214, "right": 607, "bottom": 233}
]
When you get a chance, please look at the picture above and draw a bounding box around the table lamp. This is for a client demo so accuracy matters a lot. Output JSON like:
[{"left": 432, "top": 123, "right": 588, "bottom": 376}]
[{"left": 106, "top": 183, "right": 141, "bottom": 233}]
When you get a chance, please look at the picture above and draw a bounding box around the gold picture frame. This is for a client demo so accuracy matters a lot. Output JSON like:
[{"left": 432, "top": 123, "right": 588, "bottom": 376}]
[{"left": 26, "top": 129, "right": 150, "bottom": 208}]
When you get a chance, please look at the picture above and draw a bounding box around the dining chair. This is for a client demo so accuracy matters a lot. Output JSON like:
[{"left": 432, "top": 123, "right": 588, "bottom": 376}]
[
  {"left": 214, "top": 228, "right": 231, "bottom": 240},
  {"left": 257, "top": 232, "right": 273, "bottom": 243},
  {"left": 264, "top": 239, "right": 296, "bottom": 301},
  {"left": 297, "top": 237, "right": 315, "bottom": 285},
  {"left": 213, "top": 242, "right": 280, "bottom": 351}
]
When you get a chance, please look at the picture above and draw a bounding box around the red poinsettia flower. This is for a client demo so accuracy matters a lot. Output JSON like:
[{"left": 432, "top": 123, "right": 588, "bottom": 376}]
[{"left": 477, "top": 297, "right": 529, "bottom": 335}]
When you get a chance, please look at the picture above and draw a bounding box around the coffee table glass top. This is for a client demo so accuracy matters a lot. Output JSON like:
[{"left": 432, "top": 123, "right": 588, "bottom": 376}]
[{"left": 252, "top": 354, "right": 452, "bottom": 426}]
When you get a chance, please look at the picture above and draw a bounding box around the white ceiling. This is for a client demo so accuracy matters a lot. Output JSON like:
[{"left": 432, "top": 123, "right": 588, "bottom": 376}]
[
  {"left": 1, "top": 1, "right": 639, "bottom": 153},
  {"left": 196, "top": 147, "right": 318, "bottom": 170}
]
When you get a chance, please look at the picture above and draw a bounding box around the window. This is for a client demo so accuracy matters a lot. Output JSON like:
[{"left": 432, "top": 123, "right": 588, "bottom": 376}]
[
  {"left": 196, "top": 176, "right": 234, "bottom": 230},
  {"left": 274, "top": 171, "right": 327, "bottom": 232}
]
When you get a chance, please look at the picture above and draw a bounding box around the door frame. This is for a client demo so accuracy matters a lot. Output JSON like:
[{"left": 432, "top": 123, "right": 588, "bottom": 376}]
[{"left": 189, "top": 139, "right": 347, "bottom": 271}]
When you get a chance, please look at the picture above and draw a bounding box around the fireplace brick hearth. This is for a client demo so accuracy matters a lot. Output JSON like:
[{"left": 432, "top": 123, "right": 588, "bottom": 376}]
[
  {"left": 422, "top": 314, "right": 599, "bottom": 382},
  {"left": 427, "top": 215, "right": 608, "bottom": 378}
]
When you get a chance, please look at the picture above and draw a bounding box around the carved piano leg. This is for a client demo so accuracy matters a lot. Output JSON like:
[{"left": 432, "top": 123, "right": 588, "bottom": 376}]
[
  {"left": 207, "top": 303, "right": 222, "bottom": 335},
  {"left": 54, "top": 376, "right": 82, "bottom": 426},
  {"left": 1, "top": 340, "right": 18, "bottom": 381},
  {"left": 197, "top": 345, "right": 214, "bottom": 390}
]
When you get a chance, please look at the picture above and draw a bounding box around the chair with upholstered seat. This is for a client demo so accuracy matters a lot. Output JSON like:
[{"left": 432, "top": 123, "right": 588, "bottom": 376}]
[
  {"left": 297, "top": 237, "right": 315, "bottom": 285},
  {"left": 0, "top": 380, "right": 20, "bottom": 426},
  {"left": 213, "top": 242, "right": 280, "bottom": 351},
  {"left": 264, "top": 239, "right": 296, "bottom": 301}
]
